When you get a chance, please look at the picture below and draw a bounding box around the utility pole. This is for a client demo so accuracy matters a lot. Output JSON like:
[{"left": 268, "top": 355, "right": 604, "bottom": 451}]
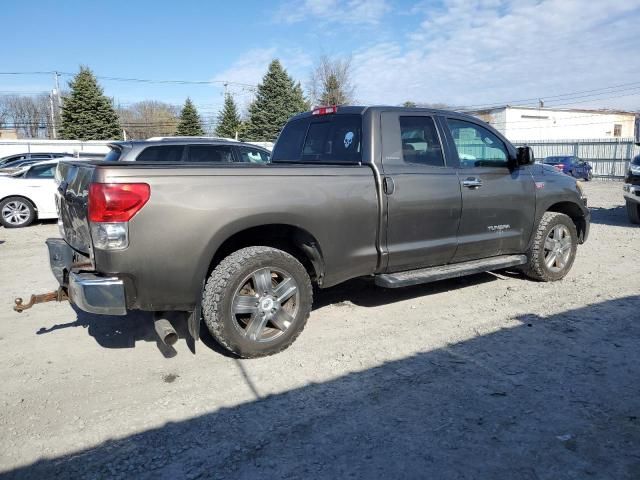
[
  {"left": 53, "top": 71, "right": 62, "bottom": 107},
  {"left": 48, "top": 92, "right": 57, "bottom": 139}
]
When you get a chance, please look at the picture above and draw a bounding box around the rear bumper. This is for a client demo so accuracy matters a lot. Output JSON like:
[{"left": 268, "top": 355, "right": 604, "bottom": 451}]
[{"left": 46, "top": 238, "right": 127, "bottom": 316}]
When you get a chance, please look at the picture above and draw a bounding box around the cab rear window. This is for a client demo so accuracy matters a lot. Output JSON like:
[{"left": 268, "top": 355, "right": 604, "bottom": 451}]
[{"left": 272, "top": 115, "right": 362, "bottom": 164}]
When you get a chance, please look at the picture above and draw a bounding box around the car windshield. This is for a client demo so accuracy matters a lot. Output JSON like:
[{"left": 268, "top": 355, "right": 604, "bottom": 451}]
[{"left": 544, "top": 156, "right": 572, "bottom": 164}]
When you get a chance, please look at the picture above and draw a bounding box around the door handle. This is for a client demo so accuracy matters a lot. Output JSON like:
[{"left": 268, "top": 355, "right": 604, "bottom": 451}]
[
  {"left": 383, "top": 176, "right": 395, "bottom": 195},
  {"left": 462, "top": 177, "right": 483, "bottom": 189}
]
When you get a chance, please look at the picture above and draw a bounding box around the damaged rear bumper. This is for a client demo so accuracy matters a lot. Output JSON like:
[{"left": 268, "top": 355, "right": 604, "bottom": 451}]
[{"left": 46, "top": 238, "right": 127, "bottom": 316}]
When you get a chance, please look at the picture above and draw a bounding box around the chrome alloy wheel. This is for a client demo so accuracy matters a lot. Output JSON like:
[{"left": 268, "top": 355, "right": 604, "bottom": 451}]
[
  {"left": 230, "top": 267, "right": 300, "bottom": 342},
  {"left": 1, "top": 200, "right": 30, "bottom": 226},
  {"left": 544, "top": 224, "right": 572, "bottom": 272}
]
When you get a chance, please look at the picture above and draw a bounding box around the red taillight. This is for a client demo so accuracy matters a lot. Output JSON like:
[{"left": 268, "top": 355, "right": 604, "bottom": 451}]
[
  {"left": 312, "top": 105, "right": 338, "bottom": 115},
  {"left": 88, "top": 183, "right": 150, "bottom": 222},
  {"left": 555, "top": 164, "right": 565, "bottom": 170}
]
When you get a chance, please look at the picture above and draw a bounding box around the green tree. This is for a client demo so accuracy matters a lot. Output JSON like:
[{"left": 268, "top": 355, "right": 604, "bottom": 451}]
[
  {"left": 59, "top": 66, "right": 121, "bottom": 140},
  {"left": 245, "top": 59, "right": 309, "bottom": 141},
  {"left": 402, "top": 101, "right": 417, "bottom": 108},
  {"left": 215, "top": 94, "right": 241, "bottom": 138},
  {"left": 175, "top": 98, "right": 204, "bottom": 136}
]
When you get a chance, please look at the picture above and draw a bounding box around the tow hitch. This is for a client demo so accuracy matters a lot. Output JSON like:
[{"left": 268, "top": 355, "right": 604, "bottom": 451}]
[{"left": 13, "top": 287, "right": 68, "bottom": 313}]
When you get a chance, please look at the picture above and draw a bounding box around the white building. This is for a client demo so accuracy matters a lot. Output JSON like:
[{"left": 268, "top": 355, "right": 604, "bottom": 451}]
[{"left": 470, "top": 106, "right": 637, "bottom": 141}]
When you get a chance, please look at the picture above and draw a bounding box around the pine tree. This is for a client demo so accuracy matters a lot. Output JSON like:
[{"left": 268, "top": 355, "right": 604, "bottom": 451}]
[
  {"left": 175, "top": 98, "right": 204, "bottom": 136},
  {"left": 245, "top": 59, "right": 309, "bottom": 142},
  {"left": 59, "top": 66, "right": 121, "bottom": 140},
  {"left": 215, "top": 94, "right": 241, "bottom": 138}
]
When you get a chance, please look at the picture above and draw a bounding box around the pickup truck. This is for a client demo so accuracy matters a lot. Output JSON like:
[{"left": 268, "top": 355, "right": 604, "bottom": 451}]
[{"left": 41, "top": 106, "right": 590, "bottom": 358}]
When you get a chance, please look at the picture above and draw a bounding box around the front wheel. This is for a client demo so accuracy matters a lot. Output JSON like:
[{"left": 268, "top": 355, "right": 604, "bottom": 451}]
[
  {"left": 0, "top": 196, "right": 36, "bottom": 228},
  {"left": 202, "top": 246, "right": 313, "bottom": 358},
  {"left": 521, "top": 212, "right": 578, "bottom": 282},
  {"left": 627, "top": 200, "right": 640, "bottom": 224}
]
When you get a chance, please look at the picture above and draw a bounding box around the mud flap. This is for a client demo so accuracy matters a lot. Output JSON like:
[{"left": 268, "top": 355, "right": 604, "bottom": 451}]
[{"left": 186, "top": 304, "right": 201, "bottom": 354}]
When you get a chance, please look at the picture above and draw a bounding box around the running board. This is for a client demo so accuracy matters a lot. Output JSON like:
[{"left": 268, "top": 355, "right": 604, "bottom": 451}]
[{"left": 375, "top": 255, "right": 527, "bottom": 288}]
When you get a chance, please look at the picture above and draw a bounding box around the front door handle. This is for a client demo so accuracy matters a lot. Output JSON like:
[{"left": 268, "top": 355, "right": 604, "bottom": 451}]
[{"left": 462, "top": 177, "right": 483, "bottom": 189}]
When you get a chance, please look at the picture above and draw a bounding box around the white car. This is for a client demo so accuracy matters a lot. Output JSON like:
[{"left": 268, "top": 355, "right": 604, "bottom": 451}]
[{"left": 0, "top": 159, "right": 62, "bottom": 228}]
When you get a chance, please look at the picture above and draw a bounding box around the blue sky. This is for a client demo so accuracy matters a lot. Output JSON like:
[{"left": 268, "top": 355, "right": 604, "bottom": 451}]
[{"left": 3, "top": 0, "right": 640, "bottom": 122}]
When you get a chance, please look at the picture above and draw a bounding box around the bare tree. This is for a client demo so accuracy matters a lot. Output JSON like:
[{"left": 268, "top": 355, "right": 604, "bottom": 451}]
[
  {"left": 0, "top": 94, "right": 51, "bottom": 138},
  {"left": 117, "top": 101, "right": 180, "bottom": 139},
  {"left": 308, "top": 55, "right": 355, "bottom": 106}
]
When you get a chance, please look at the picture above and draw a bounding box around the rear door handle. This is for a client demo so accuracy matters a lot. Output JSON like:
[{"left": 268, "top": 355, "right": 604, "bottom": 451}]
[
  {"left": 462, "top": 177, "right": 483, "bottom": 189},
  {"left": 383, "top": 176, "right": 395, "bottom": 195}
]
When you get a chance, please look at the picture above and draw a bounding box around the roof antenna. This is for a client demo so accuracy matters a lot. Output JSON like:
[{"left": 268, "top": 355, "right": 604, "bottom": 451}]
[{"left": 539, "top": 99, "right": 544, "bottom": 108}]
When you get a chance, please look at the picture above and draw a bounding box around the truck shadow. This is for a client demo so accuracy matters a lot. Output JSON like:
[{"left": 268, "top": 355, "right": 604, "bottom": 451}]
[
  {"left": 589, "top": 205, "right": 638, "bottom": 227},
  {"left": 35, "top": 273, "right": 501, "bottom": 358},
  {"left": 8, "top": 295, "right": 640, "bottom": 479}
]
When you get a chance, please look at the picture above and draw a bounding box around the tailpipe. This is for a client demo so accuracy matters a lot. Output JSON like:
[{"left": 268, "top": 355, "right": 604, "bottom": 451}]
[{"left": 154, "top": 314, "right": 178, "bottom": 346}]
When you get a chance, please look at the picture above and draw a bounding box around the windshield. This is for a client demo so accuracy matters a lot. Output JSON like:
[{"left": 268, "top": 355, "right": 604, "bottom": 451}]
[
  {"left": 544, "top": 156, "right": 572, "bottom": 164},
  {"left": 272, "top": 114, "right": 362, "bottom": 164}
]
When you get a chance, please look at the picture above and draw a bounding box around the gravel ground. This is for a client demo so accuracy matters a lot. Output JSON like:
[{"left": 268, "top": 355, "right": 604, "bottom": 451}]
[{"left": 0, "top": 181, "right": 638, "bottom": 479}]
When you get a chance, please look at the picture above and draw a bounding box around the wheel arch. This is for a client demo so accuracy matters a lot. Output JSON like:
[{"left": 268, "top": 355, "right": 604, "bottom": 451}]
[
  {"left": 0, "top": 194, "right": 38, "bottom": 215},
  {"left": 205, "top": 223, "right": 326, "bottom": 288},
  {"left": 545, "top": 201, "right": 587, "bottom": 242}
]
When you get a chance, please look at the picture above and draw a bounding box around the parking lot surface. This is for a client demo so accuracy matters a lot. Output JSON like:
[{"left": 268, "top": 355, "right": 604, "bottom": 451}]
[{"left": 0, "top": 181, "right": 638, "bottom": 479}]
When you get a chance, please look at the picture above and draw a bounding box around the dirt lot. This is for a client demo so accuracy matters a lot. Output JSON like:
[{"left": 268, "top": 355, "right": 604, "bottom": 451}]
[{"left": 0, "top": 181, "right": 638, "bottom": 479}]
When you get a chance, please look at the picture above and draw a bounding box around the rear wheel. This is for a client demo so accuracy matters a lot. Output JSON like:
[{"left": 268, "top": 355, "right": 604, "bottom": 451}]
[
  {"left": 627, "top": 200, "right": 640, "bottom": 224},
  {"left": 202, "top": 246, "right": 313, "bottom": 358},
  {"left": 522, "top": 212, "right": 578, "bottom": 282},
  {"left": 0, "top": 196, "right": 35, "bottom": 228}
]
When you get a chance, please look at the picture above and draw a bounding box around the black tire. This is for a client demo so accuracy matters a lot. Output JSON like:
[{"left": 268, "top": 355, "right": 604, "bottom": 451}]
[
  {"left": 521, "top": 212, "right": 578, "bottom": 282},
  {"left": 627, "top": 200, "right": 640, "bottom": 224},
  {"left": 202, "top": 246, "right": 313, "bottom": 358},
  {"left": 585, "top": 171, "right": 592, "bottom": 181},
  {"left": 0, "top": 196, "right": 36, "bottom": 228}
]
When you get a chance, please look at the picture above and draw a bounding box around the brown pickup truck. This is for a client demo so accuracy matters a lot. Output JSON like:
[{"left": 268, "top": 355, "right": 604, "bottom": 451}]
[{"left": 29, "top": 106, "right": 590, "bottom": 357}]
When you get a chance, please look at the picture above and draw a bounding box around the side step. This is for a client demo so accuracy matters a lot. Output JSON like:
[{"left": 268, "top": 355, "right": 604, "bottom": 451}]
[{"left": 375, "top": 254, "right": 527, "bottom": 288}]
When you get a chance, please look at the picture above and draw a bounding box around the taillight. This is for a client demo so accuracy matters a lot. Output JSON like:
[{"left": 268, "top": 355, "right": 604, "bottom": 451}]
[
  {"left": 89, "top": 183, "right": 150, "bottom": 222},
  {"left": 556, "top": 163, "right": 565, "bottom": 170},
  {"left": 312, "top": 105, "right": 338, "bottom": 115}
]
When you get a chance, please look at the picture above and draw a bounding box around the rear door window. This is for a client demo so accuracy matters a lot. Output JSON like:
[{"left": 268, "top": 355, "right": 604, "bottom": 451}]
[
  {"left": 272, "top": 114, "right": 362, "bottom": 164},
  {"left": 399, "top": 116, "right": 445, "bottom": 167},
  {"left": 25, "top": 164, "right": 56, "bottom": 178},
  {"left": 136, "top": 146, "right": 184, "bottom": 162},
  {"left": 186, "top": 145, "right": 234, "bottom": 163}
]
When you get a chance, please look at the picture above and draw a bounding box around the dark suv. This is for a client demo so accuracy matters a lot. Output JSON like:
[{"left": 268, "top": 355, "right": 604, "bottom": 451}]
[
  {"left": 104, "top": 138, "right": 271, "bottom": 164},
  {"left": 624, "top": 154, "right": 640, "bottom": 224}
]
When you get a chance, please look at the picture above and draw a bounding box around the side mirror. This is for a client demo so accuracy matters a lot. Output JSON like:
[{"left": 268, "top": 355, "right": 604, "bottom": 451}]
[{"left": 516, "top": 146, "right": 535, "bottom": 166}]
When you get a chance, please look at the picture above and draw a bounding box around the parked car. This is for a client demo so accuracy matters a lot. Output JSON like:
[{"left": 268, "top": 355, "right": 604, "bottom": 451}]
[
  {"left": 623, "top": 154, "right": 640, "bottom": 224},
  {"left": 543, "top": 155, "right": 593, "bottom": 181},
  {"left": 104, "top": 137, "right": 271, "bottom": 164},
  {"left": 0, "top": 152, "right": 70, "bottom": 167},
  {"left": 43, "top": 106, "right": 590, "bottom": 358},
  {"left": 0, "top": 160, "right": 59, "bottom": 228},
  {"left": 0, "top": 158, "right": 93, "bottom": 228}
]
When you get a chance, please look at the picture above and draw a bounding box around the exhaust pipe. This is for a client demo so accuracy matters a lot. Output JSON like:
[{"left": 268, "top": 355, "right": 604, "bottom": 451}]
[{"left": 154, "top": 314, "right": 178, "bottom": 346}]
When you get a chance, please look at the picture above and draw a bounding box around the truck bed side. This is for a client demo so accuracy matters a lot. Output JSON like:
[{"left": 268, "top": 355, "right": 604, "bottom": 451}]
[{"left": 59, "top": 162, "right": 380, "bottom": 310}]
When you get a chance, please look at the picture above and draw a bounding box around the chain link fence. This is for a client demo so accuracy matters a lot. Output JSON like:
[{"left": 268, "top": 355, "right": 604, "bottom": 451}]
[{"left": 512, "top": 138, "right": 639, "bottom": 179}]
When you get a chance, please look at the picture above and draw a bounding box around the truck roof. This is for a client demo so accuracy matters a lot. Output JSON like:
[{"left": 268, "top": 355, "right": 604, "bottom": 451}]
[{"left": 289, "top": 105, "right": 480, "bottom": 122}]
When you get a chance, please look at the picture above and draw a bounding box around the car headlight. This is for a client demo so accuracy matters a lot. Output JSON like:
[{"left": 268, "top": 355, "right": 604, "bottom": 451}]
[{"left": 630, "top": 164, "right": 640, "bottom": 175}]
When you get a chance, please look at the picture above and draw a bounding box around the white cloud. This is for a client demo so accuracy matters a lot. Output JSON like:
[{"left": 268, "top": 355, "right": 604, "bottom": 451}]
[
  {"left": 276, "top": 0, "right": 391, "bottom": 25},
  {"left": 350, "top": 0, "right": 640, "bottom": 110}
]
